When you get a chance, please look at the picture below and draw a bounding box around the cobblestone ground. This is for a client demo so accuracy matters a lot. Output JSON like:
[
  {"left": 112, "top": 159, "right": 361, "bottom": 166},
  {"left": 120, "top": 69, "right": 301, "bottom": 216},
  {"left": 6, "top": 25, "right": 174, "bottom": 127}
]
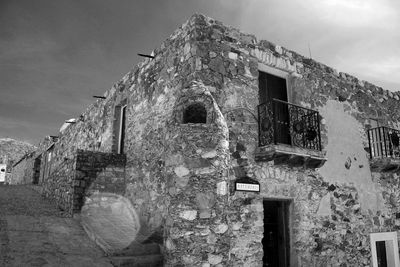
[
  {"left": 0, "top": 185, "right": 66, "bottom": 217},
  {"left": 0, "top": 185, "right": 113, "bottom": 267}
]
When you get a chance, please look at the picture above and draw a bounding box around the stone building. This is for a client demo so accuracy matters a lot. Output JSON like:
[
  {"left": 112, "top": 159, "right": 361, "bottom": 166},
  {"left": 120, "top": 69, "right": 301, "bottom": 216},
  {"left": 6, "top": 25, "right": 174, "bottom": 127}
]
[{"left": 12, "top": 14, "right": 400, "bottom": 266}]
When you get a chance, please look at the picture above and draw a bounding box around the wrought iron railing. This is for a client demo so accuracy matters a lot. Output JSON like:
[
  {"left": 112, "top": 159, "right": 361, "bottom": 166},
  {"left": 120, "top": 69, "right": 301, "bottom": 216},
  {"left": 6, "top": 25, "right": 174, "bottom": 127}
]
[
  {"left": 258, "top": 99, "right": 322, "bottom": 151},
  {"left": 367, "top": 126, "right": 400, "bottom": 159}
]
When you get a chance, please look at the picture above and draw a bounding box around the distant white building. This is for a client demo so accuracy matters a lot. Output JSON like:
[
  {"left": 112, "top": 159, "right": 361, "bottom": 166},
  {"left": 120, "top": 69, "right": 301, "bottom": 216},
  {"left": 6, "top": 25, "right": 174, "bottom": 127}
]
[{"left": 0, "top": 163, "right": 6, "bottom": 184}]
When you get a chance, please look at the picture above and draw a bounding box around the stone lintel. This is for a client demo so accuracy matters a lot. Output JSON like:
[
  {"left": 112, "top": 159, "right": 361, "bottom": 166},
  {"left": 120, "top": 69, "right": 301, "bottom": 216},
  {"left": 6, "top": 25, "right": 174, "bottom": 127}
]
[{"left": 255, "top": 143, "right": 327, "bottom": 168}]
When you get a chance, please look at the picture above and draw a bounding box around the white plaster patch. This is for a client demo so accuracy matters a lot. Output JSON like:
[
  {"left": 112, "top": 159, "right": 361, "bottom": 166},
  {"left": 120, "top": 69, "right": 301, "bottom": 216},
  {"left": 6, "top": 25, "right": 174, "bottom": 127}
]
[
  {"left": 275, "top": 45, "right": 283, "bottom": 54},
  {"left": 244, "top": 66, "right": 252, "bottom": 77},
  {"left": 179, "top": 210, "right": 197, "bottom": 221},
  {"left": 228, "top": 52, "right": 238, "bottom": 60},
  {"left": 317, "top": 193, "right": 331, "bottom": 217},
  {"left": 174, "top": 165, "right": 190, "bottom": 177},
  {"left": 208, "top": 254, "right": 223, "bottom": 265},
  {"left": 200, "top": 228, "right": 211, "bottom": 236},
  {"left": 318, "top": 100, "right": 385, "bottom": 212},
  {"left": 219, "top": 140, "right": 229, "bottom": 150},
  {"left": 184, "top": 42, "right": 191, "bottom": 56},
  {"left": 216, "top": 181, "right": 228, "bottom": 195},
  {"left": 194, "top": 167, "right": 215, "bottom": 175},
  {"left": 201, "top": 150, "right": 217, "bottom": 158},
  {"left": 214, "top": 223, "right": 228, "bottom": 234},
  {"left": 232, "top": 222, "right": 243, "bottom": 231}
]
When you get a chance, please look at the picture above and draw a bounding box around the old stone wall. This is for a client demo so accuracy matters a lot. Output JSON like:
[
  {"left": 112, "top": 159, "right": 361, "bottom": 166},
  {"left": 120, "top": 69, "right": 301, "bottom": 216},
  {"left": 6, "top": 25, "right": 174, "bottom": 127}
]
[
  {"left": 11, "top": 13, "right": 400, "bottom": 266},
  {"left": 37, "top": 148, "right": 126, "bottom": 215},
  {"left": 11, "top": 152, "right": 35, "bottom": 184},
  {"left": 14, "top": 13, "right": 217, "bottom": 245},
  {"left": 160, "top": 82, "right": 231, "bottom": 266},
  {"left": 40, "top": 143, "right": 76, "bottom": 213},
  {"left": 73, "top": 149, "right": 126, "bottom": 213},
  {"left": 186, "top": 14, "right": 400, "bottom": 266}
]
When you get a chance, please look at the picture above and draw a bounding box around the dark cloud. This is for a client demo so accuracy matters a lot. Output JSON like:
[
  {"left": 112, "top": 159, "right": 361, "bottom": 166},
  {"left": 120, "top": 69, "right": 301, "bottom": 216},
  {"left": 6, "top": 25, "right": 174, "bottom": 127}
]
[{"left": 1, "top": 0, "right": 399, "bottom": 143}]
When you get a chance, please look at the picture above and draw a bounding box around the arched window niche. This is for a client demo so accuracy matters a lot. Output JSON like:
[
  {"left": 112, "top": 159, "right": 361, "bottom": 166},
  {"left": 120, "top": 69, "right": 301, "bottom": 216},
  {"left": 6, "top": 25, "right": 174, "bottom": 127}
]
[{"left": 183, "top": 102, "right": 207, "bottom": 124}]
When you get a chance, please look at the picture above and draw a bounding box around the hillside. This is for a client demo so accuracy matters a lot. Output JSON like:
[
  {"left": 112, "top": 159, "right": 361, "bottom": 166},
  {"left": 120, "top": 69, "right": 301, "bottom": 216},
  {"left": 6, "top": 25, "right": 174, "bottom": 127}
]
[{"left": 0, "top": 138, "right": 36, "bottom": 164}]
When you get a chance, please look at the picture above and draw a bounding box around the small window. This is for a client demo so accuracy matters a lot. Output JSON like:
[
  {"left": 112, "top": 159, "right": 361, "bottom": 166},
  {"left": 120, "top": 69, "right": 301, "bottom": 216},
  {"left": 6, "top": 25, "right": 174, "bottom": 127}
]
[
  {"left": 183, "top": 103, "right": 207, "bottom": 124},
  {"left": 1, "top": 169, "right": 5, "bottom": 172}
]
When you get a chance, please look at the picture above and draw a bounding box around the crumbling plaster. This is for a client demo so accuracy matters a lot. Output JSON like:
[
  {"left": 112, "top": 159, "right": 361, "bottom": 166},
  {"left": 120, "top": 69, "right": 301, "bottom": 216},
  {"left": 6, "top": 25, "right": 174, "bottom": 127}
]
[{"left": 318, "top": 100, "right": 385, "bottom": 213}]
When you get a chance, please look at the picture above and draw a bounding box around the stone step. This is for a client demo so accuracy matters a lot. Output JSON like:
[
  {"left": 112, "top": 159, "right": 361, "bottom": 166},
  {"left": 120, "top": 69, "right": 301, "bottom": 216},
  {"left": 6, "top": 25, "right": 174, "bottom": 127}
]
[
  {"left": 110, "top": 254, "right": 163, "bottom": 267},
  {"left": 112, "top": 243, "right": 161, "bottom": 257}
]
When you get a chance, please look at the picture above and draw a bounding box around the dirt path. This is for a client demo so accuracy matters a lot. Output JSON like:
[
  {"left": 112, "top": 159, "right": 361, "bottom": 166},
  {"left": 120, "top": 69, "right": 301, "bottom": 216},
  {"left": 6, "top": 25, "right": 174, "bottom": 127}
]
[{"left": 0, "top": 185, "right": 113, "bottom": 267}]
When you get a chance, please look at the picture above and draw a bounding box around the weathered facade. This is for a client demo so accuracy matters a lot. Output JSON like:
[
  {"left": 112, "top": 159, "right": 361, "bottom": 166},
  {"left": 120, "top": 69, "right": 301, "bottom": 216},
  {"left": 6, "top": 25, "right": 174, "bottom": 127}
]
[
  {"left": 10, "top": 152, "right": 35, "bottom": 184},
  {"left": 12, "top": 14, "right": 400, "bottom": 266}
]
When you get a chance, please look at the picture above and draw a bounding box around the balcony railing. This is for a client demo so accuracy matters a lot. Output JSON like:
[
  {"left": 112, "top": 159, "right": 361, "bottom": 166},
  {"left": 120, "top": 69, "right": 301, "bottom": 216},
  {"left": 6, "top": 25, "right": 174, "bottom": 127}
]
[
  {"left": 367, "top": 126, "right": 400, "bottom": 159},
  {"left": 258, "top": 99, "right": 322, "bottom": 151}
]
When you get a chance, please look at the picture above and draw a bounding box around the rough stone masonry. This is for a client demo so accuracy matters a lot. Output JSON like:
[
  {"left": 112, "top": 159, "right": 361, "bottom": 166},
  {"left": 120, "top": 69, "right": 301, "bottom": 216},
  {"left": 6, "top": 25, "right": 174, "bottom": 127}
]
[{"left": 11, "top": 13, "right": 400, "bottom": 266}]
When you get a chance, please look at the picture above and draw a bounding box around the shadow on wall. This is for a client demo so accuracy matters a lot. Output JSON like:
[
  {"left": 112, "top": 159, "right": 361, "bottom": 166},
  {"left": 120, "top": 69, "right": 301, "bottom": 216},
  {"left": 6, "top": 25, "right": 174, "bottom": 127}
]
[{"left": 73, "top": 150, "right": 126, "bottom": 213}]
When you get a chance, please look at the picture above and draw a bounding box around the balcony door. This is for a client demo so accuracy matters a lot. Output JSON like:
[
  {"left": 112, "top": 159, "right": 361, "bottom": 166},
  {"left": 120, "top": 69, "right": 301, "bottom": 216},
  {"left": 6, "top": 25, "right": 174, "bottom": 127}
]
[{"left": 259, "top": 71, "right": 290, "bottom": 145}]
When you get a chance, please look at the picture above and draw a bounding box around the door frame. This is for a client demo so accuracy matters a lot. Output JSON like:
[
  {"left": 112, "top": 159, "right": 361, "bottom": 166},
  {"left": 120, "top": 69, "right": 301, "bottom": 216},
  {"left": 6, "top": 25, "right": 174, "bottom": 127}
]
[
  {"left": 263, "top": 198, "right": 294, "bottom": 267},
  {"left": 370, "top": 231, "right": 400, "bottom": 267}
]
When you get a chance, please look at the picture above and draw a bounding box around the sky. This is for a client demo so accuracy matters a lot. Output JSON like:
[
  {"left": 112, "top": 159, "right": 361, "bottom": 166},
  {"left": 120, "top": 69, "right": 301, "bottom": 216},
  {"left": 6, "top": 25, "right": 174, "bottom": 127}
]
[{"left": 1, "top": 0, "right": 399, "bottom": 144}]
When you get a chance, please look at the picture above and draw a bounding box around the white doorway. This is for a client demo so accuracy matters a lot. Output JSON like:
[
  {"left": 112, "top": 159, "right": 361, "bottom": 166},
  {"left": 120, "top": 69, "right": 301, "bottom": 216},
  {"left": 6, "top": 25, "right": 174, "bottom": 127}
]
[{"left": 370, "top": 232, "right": 400, "bottom": 267}]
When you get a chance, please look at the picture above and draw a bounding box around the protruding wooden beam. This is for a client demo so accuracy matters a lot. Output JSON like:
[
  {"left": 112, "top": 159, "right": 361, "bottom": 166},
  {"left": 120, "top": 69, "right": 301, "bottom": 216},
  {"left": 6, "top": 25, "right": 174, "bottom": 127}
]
[{"left": 138, "top": 53, "right": 154, "bottom": 59}]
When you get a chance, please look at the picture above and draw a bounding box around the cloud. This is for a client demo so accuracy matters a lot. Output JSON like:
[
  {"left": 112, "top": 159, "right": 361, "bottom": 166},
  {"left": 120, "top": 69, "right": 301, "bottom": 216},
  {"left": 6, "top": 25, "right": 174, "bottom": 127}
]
[
  {"left": 1, "top": 0, "right": 400, "bottom": 143},
  {"left": 336, "top": 53, "right": 400, "bottom": 89},
  {"left": 308, "top": 0, "right": 399, "bottom": 29},
  {"left": 0, "top": 116, "right": 54, "bottom": 144},
  {"left": 235, "top": 0, "right": 400, "bottom": 91}
]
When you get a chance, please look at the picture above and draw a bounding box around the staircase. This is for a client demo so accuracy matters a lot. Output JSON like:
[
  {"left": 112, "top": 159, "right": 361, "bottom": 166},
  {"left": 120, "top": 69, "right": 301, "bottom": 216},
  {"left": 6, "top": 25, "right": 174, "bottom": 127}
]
[{"left": 109, "top": 243, "right": 163, "bottom": 267}]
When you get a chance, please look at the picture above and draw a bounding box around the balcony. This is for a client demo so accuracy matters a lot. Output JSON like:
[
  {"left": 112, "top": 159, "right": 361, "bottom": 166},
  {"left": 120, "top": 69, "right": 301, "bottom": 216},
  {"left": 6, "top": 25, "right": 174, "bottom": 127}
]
[
  {"left": 255, "top": 99, "right": 326, "bottom": 168},
  {"left": 367, "top": 126, "right": 400, "bottom": 172}
]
